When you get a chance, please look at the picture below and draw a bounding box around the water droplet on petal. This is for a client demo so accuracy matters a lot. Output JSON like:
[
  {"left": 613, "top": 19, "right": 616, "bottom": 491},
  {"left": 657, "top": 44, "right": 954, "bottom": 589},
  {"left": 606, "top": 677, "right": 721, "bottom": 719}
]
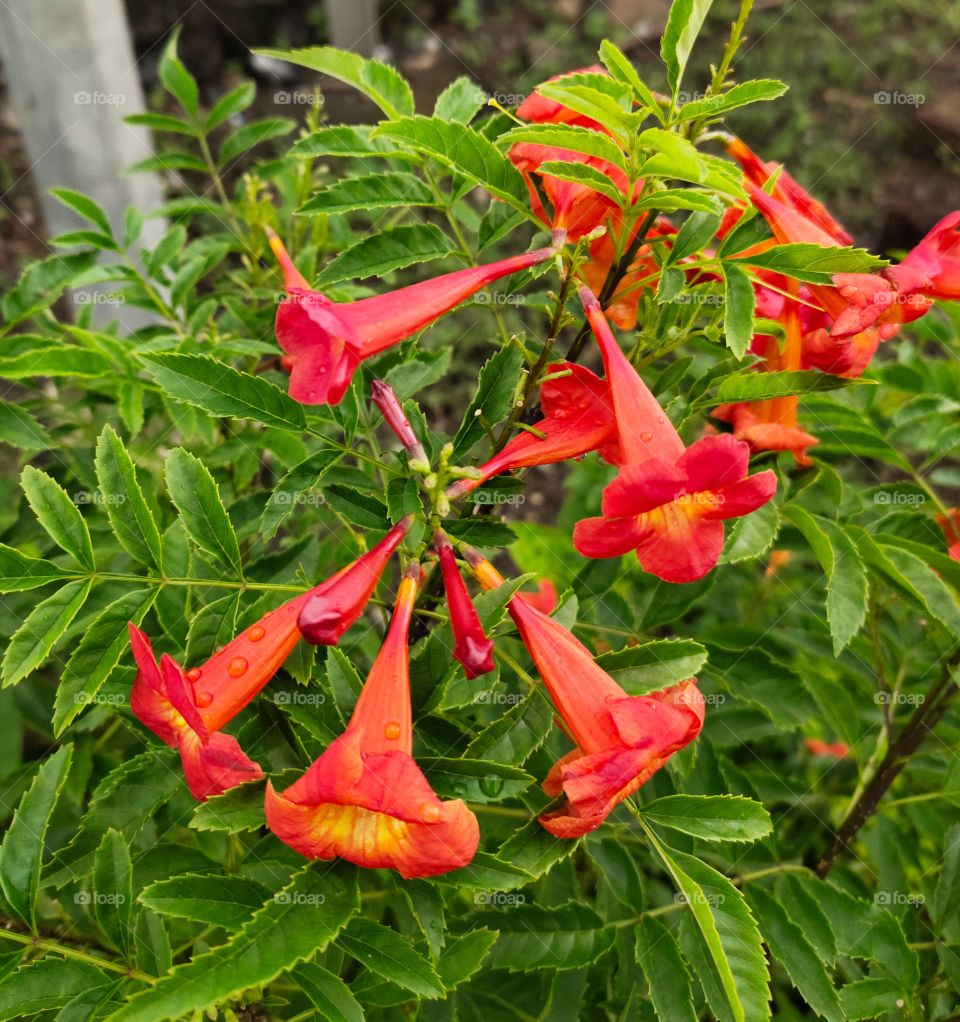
[
  {"left": 248, "top": 625, "right": 265, "bottom": 642},
  {"left": 657, "top": 415, "right": 665, "bottom": 424},
  {"left": 384, "top": 721, "right": 402, "bottom": 740},
  {"left": 228, "top": 657, "right": 248, "bottom": 678},
  {"left": 421, "top": 803, "right": 441, "bottom": 823},
  {"left": 186, "top": 668, "right": 202, "bottom": 682},
  {"left": 307, "top": 390, "right": 317, "bottom": 400},
  {"left": 196, "top": 691, "right": 213, "bottom": 707},
  {"left": 640, "top": 432, "right": 653, "bottom": 443}
]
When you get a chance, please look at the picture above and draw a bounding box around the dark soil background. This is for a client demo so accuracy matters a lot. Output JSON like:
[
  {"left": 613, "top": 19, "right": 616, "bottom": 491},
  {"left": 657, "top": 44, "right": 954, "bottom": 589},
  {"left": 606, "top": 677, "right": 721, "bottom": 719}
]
[{"left": 2, "top": 0, "right": 959, "bottom": 286}]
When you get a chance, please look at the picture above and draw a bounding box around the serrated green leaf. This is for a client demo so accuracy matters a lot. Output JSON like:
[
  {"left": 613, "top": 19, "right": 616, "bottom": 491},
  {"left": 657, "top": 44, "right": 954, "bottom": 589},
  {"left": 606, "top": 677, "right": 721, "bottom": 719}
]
[
  {"left": 106, "top": 863, "right": 358, "bottom": 1022},
  {"left": 140, "top": 873, "right": 270, "bottom": 930},
  {"left": 0, "top": 745, "right": 73, "bottom": 929},
  {"left": 50, "top": 188, "right": 112, "bottom": 236},
  {"left": 204, "top": 81, "right": 256, "bottom": 132},
  {"left": 594, "top": 639, "right": 708, "bottom": 694},
  {"left": 291, "top": 962, "right": 364, "bottom": 1022},
  {"left": 500, "top": 123, "right": 628, "bottom": 172},
  {"left": 337, "top": 917, "right": 444, "bottom": 998},
  {"left": 92, "top": 830, "right": 133, "bottom": 957},
  {"left": 661, "top": 0, "right": 714, "bottom": 95},
  {"left": 479, "top": 903, "right": 613, "bottom": 972},
  {"left": 53, "top": 588, "right": 158, "bottom": 735},
  {"left": 256, "top": 46, "right": 414, "bottom": 119},
  {"left": 730, "top": 243, "right": 887, "bottom": 284},
  {"left": 644, "top": 830, "right": 770, "bottom": 1022},
  {"left": 2, "top": 578, "right": 93, "bottom": 688},
  {"left": 0, "top": 544, "right": 76, "bottom": 593},
  {"left": 713, "top": 369, "right": 865, "bottom": 403},
  {"left": 452, "top": 343, "right": 525, "bottom": 457},
  {"left": 316, "top": 223, "right": 459, "bottom": 286},
  {"left": 674, "top": 79, "right": 787, "bottom": 121},
  {"left": 375, "top": 117, "right": 533, "bottom": 217},
  {"left": 159, "top": 30, "right": 198, "bottom": 117},
  {"left": 139, "top": 353, "right": 306, "bottom": 431},
  {"left": 95, "top": 425, "right": 163, "bottom": 570},
  {"left": 434, "top": 76, "right": 487, "bottom": 123},
  {"left": 640, "top": 795, "right": 772, "bottom": 842},
  {"left": 21, "top": 466, "right": 94, "bottom": 570},
  {"left": 0, "top": 956, "right": 108, "bottom": 1020},
  {"left": 0, "top": 399, "right": 52, "bottom": 450},
  {"left": 298, "top": 171, "right": 437, "bottom": 216},
  {"left": 747, "top": 886, "right": 842, "bottom": 1022},
  {"left": 635, "top": 917, "right": 698, "bottom": 1022},
  {"left": 721, "top": 262, "right": 754, "bottom": 359},
  {"left": 290, "top": 124, "right": 409, "bottom": 159},
  {"left": 165, "top": 448, "right": 242, "bottom": 575}
]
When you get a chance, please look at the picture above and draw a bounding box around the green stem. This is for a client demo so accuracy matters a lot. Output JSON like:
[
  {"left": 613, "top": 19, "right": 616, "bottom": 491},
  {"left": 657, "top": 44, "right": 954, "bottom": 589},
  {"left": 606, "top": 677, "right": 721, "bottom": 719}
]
[{"left": 0, "top": 928, "right": 155, "bottom": 984}]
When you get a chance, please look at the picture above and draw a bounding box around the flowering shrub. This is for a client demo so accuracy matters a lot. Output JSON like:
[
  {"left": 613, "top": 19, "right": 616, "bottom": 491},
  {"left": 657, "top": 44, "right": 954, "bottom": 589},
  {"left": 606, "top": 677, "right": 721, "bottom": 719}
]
[{"left": 1, "top": 4, "right": 959, "bottom": 1020}]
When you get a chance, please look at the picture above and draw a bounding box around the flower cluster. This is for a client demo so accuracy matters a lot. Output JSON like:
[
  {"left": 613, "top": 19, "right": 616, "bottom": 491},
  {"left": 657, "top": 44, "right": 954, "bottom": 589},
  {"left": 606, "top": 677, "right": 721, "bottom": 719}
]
[{"left": 125, "top": 61, "right": 960, "bottom": 878}]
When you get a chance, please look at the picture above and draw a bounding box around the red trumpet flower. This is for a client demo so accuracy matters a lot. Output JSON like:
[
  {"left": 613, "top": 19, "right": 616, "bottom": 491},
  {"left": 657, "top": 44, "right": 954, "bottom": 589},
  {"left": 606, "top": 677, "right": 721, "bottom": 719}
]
[
  {"left": 574, "top": 290, "right": 777, "bottom": 582},
  {"left": 727, "top": 138, "right": 853, "bottom": 246},
  {"left": 713, "top": 280, "right": 819, "bottom": 466},
  {"left": 265, "top": 567, "right": 480, "bottom": 878},
  {"left": 574, "top": 434, "right": 778, "bottom": 583},
  {"left": 268, "top": 230, "right": 562, "bottom": 405},
  {"left": 298, "top": 517, "right": 412, "bottom": 645},
  {"left": 129, "top": 521, "right": 410, "bottom": 798},
  {"left": 580, "top": 286, "right": 684, "bottom": 465},
  {"left": 509, "top": 143, "right": 624, "bottom": 241},
  {"left": 446, "top": 362, "right": 619, "bottom": 500},
  {"left": 744, "top": 184, "right": 931, "bottom": 377},
  {"left": 516, "top": 65, "right": 608, "bottom": 130},
  {"left": 467, "top": 552, "right": 704, "bottom": 838},
  {"left": 435, "top": 532, "right": 495, "bottom": 678},
  {"left": 886, "top": 212, "right": 960, "bottom": 301}
]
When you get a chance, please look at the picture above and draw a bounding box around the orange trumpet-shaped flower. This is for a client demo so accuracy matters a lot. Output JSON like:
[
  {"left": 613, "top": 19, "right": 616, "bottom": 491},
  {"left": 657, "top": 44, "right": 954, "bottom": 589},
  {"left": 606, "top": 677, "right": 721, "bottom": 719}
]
[
  {"left": 435, "top": 532, "right": 494, "bottom": 678},
  {"left": 129, "top": 521, "right": 410, "bottom": 799},
  {"left": 727, "top": 138, "right": 853, "bottom": 245},
  {"left": 886, "top": 211, "right": 960, "bottom": 301},
  {"left": 713, "top": 281, "right": 819, "bottom": 466},
  {"left": 446, "top": 362, "right": 619, "bottom": 500},
  {"left": 268, "top": 230, "right": 562, "bottom": 405},
  {"left": 509, "top": 143, "right": 624, "bottom": 241},
  {"left": 579, "top": 286, "right": 685, "bottom": 465},
  {"left": 516, "top": 65, "right": 607, "bottom": 129},
  {"left": 298, "top": 516, "right": 412, "bottom": 645},
  {"left": 574, "top": 289, "right": 777, "bottom": 582},
  {"left": 744, "top": 184, "right": 931, "bottom": 377},
  {"left": 467, "top": 551, "right": 704, "bottom": 838},
  {"left": 265, "top": 567, "right": 480, "bottom": 878}
]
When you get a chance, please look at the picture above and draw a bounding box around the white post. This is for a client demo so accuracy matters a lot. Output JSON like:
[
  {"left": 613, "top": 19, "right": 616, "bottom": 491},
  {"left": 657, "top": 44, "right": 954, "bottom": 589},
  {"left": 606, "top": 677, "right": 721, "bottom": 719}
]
[
  {"left": 324, "top": 0, "right": 382, "bottom": 58},
  {"left": 0, "top": 0, "right": 167, "bottom": 324}
]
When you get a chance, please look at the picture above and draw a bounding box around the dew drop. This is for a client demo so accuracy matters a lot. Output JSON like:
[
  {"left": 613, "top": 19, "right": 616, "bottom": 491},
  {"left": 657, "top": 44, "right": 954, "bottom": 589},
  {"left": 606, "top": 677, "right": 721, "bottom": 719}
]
[
  {"left": 840, "top": 285, "right": 858, "bottom": 298},
  {"left": 605, "top": 694, "right": 617, "bottom": 704},
  {"left": 657, "top": 415, "right": 665, "bottom": 424},
  {"left": 384, "top": 721, "right": 402, "bottom": 740},
  {"left": 421, "top": 803, "right": 441, "bottom": 823},
  {"left": 307, "top": 390, "right": 317, "bottom": 400},
  {"left": 640, "top": 431, "right": 653, "bottom": 443},
  {"left": 227, "top": 656, "right": 248, "bottom": 678},
  {"left": 318, "top": 367, "right": 328, "bottom": 375},
  {"left": 186, "top": 667, "right": 202, "bottom": 682},
  {"left": 479, "top": 775, "right": 504, "bottom": 798},
  {"left": 196, "top": 691, "right": 213, "bottom": 707},
  {"left": 248, "top": 625, "right": 265, "bottom": 642}
]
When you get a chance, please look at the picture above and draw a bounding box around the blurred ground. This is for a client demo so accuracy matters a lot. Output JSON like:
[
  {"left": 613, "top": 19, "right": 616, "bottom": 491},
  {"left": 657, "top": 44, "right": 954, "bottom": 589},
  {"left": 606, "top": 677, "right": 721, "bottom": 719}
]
[{"left": 2, "top": 0, "right": 959, "bottom": 286}]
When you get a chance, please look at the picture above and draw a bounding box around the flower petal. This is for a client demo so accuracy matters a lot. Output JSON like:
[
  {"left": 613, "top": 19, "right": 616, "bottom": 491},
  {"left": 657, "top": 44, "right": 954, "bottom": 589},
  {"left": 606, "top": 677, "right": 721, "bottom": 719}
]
[{"left": 178, "top": 728, "right": 263, "bottom": 801}]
